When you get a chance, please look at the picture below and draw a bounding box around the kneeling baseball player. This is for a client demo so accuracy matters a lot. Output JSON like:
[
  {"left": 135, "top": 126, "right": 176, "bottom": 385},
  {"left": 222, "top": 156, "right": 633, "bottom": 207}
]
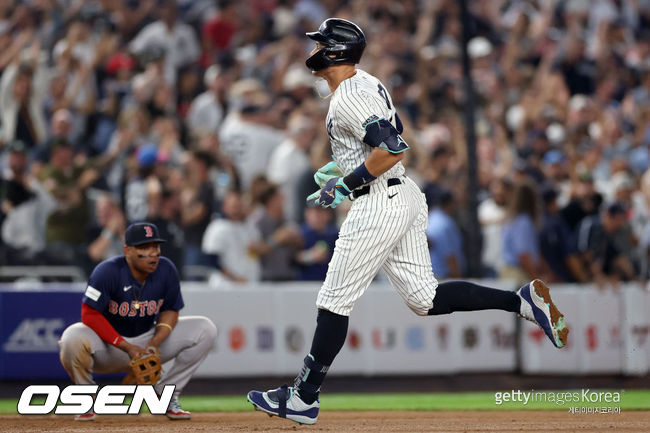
[
  {"left": 247, "top": 18, "right": 569, "bottom": 425},
  {"left": 59, "top": 222, "right": 217, "bottom": 421}
]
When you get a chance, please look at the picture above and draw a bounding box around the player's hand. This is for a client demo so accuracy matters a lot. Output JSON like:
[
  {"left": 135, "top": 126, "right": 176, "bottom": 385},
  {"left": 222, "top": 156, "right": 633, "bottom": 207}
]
[
  {"left": 123, "top": 343, "right": 148, "bottom": 360},
  {"left": 307, "top": 177, "right": 351, "bottom": 208},
  {"left": 314, "top": 160, "right": 343, "bottom": 188}
]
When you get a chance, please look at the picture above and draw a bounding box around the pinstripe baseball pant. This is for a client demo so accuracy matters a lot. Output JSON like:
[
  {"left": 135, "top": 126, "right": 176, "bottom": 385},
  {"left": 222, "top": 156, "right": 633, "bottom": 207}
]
[{"left": 317, "top": 176, "right": 438, "bottom": 316}]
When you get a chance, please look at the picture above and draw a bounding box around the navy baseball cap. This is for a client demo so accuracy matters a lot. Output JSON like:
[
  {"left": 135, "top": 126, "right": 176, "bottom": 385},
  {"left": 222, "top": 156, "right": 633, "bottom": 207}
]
[{"left": 125, "top": 222, "right": 166, "bottom": 246}]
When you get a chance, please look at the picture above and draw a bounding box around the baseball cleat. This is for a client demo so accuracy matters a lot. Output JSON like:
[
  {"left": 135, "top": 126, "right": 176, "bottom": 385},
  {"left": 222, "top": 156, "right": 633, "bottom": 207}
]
[
  {"left": 74, "top": 411, "right": 95, "bottom": 421},
  {"left": 518, "top": 279, "right": 568, "bottom": 348},
  {"left": 247, "top": 384, "right": 319, "bottom": 425},
  {"left": 165, "top": 396, "right": 191, "bottom": 420}
]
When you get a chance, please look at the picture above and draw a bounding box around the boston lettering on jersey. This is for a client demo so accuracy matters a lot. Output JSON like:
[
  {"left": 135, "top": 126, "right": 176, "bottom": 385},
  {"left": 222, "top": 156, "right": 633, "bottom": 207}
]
[{"left": 82, "top": 256, "right": 184, "bottom": 337}]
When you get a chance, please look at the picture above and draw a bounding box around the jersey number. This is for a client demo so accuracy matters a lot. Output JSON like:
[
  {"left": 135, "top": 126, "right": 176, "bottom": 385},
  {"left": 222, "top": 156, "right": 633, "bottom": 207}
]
[{"left": 377, "top": 84, "right": 391, "bottom": 110}]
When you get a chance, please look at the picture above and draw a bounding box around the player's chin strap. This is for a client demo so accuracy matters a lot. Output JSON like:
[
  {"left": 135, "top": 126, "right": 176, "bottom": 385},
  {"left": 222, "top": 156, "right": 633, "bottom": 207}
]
[{"left": 314, "top": 79, "right": 333, "bottom": 99}]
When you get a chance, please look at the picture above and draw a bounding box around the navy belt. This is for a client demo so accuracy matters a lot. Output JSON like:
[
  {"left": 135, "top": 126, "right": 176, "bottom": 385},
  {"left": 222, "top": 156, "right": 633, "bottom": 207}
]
[{"left": 352, "top": 178, "right": 402, "bottom": 198}]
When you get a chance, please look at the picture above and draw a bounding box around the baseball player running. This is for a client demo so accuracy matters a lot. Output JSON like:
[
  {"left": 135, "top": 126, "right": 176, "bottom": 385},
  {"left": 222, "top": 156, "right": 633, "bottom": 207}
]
[
  {"left": 247, "top": 18, "right": 569, "bottom": 426},
  {"left": 59, "top": 222, "right": 217, "bottom": 421}
]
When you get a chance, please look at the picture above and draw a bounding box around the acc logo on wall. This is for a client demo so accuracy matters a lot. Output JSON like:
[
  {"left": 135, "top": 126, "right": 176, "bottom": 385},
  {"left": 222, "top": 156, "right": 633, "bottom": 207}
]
[{"left": 3, "top": 318, "right": 65, "bottom": 353}]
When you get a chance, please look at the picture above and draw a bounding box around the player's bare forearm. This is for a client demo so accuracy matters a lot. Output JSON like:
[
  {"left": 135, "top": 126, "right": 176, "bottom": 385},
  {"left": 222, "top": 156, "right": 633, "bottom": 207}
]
[
  {"left": 148, "top": 310, "right": 179, "bottom": 348},
  {"left": 364, "top": 148, "right": 405, "bottom": 177},
  {"left": 117, "top": 340, "right": 147, "bottom": 359}
]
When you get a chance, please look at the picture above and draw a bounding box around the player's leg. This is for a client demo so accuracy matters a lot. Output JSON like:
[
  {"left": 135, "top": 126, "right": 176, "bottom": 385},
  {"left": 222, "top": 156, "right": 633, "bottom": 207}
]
[
  {"left": 59, "top": 323, "right": 103, "bottom": 385},
  {"left": 248, "top": 188, "right": 416, "bottom": 424},
  {"left": 58, "top": 322, "right": 130, "bottom": 421},
  {"left": 59, "top": 322, "right": 132, "bottom": 383},
  {"left": 150, "top": 316, "right": 217, "bottom": 419},
  {"left": 153, "top": 316, "right": 217, "bottom": 392},
  {"left": 429, "top": 280, "right": 520, "bottom": 314},
  {"left": 430, "top": 280, "right": 568, "bottom": 347}
]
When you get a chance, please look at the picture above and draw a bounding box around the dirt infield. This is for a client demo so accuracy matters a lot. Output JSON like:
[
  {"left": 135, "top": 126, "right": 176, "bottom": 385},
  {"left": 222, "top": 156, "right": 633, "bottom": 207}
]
[{"left": 2, "top": 411, "right": 649, "bottom": 433}]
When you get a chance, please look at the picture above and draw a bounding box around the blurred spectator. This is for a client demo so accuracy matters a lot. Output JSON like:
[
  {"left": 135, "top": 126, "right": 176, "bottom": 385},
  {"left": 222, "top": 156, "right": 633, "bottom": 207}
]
[
  {"left": 94, "top": 49, "right": 136, "bottom": 154},
  {"left": 500, "top": 181, "right": 544, "bottom": 285},
  {"left": 219, "top": 79, "right": 285, "bottom": 190},
  {"left": 129, "top": 0, "right": 200, "bottom": 85},
  {"left": 553, "top": 33, "right": 597, "bottom": 96},
  {"left": 631, "top": 169, "right": 650, "bottom": 271},
  {"left": 202, "top": 190, "right": 261, "bottom": 283},
  {"left": 426, "top": 189, "right": 465, "bottom": 279},
  {"left": 194, "top": 132, "right": 240, "bottom": 204},
  {"left": 576, "top": 202, "right": 637, "bottom": 284},
  {"left": 539, "top": 186, "right": 587, "bottom": 283},
  {"left": 86, "top": 192, "right": 126, "bottom": 265},
  {"left": 250, "top": 183, "right": 301, "bottom": 282},
  {"left": 560, "top": 171, "right": 603, "bottom": 232},
  {"left": 131, "top": 44, "right": 167, "bottom": 109},
  {"left": 102, "top": 108, "right": 146, "bottom": 196},
  {"left": 296, "top": 203, "right": 338, "bottom": 281},
  {"left": 187, "top": 65, "right": 226, "bottom": 136},
  {"left": 201, "top": 0, "right": 240, "bottom": 66},
  {"left": 478, "top": 177, "right": 512, "bottom": 277},
  {"left": 147, "top": 187, "right": 185, "bottom": 270},
  {"left": 267, "top": 111, "right": 316, "bottom": 222},
  {"left": 176, "top": 65, "right": 202, "bottom": 119},
  {"left": 38, "top": 139, "right": 98, "bottom": 267},
  {"left": 50, "top": 25, "right": 99, "bottom": 152},
  {"left": 541, "top": 149, "right": 570, "bottom": 203},
  {"left": 124, "top": 143, "right": 162, "bottom": 222},
  {"left": 32, "top": 108, "right": 74, "bottom": 177},
  {"left": 0, "top": 60, "right": 49, "bottom": 149},
  {"left": 1, "top": 140, "right": 55, "bottom": 264},
  {"left": 421, "top": 145, "right": 453, "bottom": 209},
  {"left": 180, "top": 149, "right": 215, "bottom": 267}
]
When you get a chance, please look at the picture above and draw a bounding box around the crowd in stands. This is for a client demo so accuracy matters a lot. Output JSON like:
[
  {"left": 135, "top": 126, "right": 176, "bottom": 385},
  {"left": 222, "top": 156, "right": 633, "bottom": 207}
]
[{"left": 0, "top": 0, "right": 648, "bottom": 287}]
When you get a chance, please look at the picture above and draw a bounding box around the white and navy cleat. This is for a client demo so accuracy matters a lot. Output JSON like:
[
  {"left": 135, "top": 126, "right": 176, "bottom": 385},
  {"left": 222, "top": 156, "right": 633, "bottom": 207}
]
[
  {"left": 518, "top": 279, "right": 569, "bottom": 348},
  {"left": 247, "top": 385, "right": 319, "bottom": 425}
]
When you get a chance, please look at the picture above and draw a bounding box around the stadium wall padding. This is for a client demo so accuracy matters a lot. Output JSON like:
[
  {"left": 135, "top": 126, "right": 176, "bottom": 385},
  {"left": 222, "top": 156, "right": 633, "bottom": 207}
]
[{"left": 0, "top": 281, "right": 648, "bottom": 380}]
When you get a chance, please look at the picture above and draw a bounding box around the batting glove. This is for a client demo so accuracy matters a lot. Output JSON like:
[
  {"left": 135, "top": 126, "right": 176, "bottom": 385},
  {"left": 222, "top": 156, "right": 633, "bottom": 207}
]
[
  {"left": 307, "top": 176, "right": 351, "bottom": 208},
  {"left": 314, "top": 160, "right": 343, "bottom": 188}
]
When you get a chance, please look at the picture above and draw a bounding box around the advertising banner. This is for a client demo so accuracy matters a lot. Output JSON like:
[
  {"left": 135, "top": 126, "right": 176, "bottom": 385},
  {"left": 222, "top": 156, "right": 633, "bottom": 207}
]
[
  {"left": 182, "top": 281, "right": 518, "bottom": 377},
  {"left": 1, "top": 282, "right": 647, "bottom": 379},
  {"left": 0, "top": 285, "right": 84, "bottom": 379}
]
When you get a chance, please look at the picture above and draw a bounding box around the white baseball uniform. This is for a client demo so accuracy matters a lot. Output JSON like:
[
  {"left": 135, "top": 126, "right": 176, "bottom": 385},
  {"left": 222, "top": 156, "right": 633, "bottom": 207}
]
[{"left": 316, "top": 69, "right": 438, "bottom": 316}]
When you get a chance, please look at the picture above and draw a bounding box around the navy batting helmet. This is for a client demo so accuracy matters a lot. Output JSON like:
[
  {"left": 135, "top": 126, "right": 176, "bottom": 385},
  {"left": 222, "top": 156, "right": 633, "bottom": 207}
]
[{"left": 305, "top": 18, "right": 366, "bottom": 72}]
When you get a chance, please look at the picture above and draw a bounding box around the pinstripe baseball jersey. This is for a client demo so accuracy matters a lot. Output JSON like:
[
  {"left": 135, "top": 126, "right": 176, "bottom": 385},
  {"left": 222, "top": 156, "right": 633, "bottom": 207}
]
[
  {"left": 316, "top": 69, "right": 438, "bottom": 317},
  {"left": 325, "top": 69, "right": 406, "bottom": 182}
]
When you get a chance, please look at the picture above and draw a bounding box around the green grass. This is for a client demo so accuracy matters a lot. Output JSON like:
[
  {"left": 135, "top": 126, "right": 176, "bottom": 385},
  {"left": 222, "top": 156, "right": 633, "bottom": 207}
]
[{"left": 1, "top": 390, "right": 648, "bottom": 414}]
